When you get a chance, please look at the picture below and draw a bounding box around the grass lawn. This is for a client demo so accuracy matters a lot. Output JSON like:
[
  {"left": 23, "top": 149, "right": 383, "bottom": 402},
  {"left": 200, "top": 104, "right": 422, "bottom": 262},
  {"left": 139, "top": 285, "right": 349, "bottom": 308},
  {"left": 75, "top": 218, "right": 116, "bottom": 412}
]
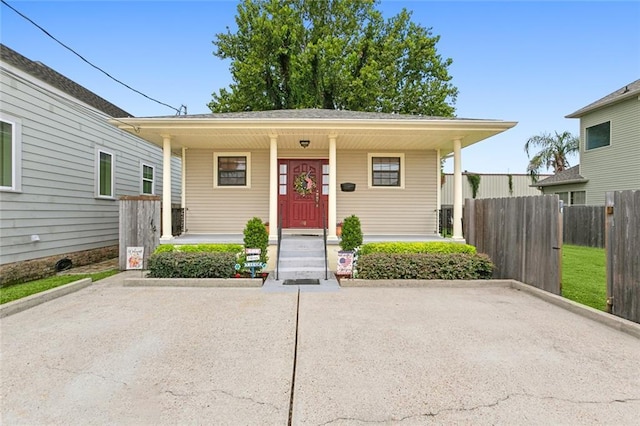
[
  {"left": 0, "top": 270, "right": 119, "bottom": 305},
  {"left": 562, "top": 244, "right": 607, "bottom": 311}
]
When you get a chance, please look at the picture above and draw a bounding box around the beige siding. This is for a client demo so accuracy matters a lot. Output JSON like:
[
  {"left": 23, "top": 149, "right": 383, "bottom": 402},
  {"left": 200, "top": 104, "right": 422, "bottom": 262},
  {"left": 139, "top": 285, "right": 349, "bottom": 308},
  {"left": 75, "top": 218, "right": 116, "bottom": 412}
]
[
  {"left": 441, "top": 174, "right": 543, "bottom": 205},
  {"left": 185, "top": 149, "right": 269, "bottom": 233},
  {"left": 336, "top": 150, "right": 438, "bottom": 234},
  {"left": 580, "top": 97, "right": 640, "bottom": 205}
]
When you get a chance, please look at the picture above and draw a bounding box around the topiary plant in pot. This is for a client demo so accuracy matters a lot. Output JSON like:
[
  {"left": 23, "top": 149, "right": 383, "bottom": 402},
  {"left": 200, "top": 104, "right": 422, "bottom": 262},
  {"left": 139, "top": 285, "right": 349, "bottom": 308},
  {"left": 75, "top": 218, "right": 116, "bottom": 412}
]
[{"left": 340, "top": 215, "right": 363, "bottom": 251}]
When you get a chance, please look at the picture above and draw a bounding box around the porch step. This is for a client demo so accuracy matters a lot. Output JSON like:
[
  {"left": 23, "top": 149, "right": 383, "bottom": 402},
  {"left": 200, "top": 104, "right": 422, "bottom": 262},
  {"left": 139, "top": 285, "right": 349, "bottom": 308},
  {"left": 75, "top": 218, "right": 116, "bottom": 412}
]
[{"left": 274, "top": 235, "right": 332, "bottom": 283}]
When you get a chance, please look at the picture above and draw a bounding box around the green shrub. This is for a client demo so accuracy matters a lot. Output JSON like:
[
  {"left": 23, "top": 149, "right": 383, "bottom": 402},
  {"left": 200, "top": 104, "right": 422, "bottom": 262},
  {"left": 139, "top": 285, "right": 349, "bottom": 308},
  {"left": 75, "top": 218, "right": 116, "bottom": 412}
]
[
  {"left": 340, "top": 215, "right": 363, "bottom": 251},
  {"left": 357, "top": 253, "right": 494, "bottom": 280},
  {"left": 243, "top": 217, "right": 269, "bottom": 264},
  {"left": 153, "top": 245, "right": 176, "bottom": 254},
  {"left": 359, "top": 242, "right": 476, "bottom": 256},
  {"left": 153, "top": 244, "right": 243, "bottom": 254},
  {"left": 147, "top": 252, "right": 236, "bottom": 278}
]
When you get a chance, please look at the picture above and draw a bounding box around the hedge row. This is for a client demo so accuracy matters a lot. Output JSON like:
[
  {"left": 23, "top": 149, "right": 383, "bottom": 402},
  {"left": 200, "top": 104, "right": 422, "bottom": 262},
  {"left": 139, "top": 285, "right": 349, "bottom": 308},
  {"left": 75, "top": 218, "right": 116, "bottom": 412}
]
[
  {"left": 357, "top": 253, "right": 494, "bottom": 280},
  {"left": 153, "top": 244, "right": 243, "bottom": 254},
  {"left": 358, "top": 242, "right": 476, "bottom": 256},
  {"left": 147, "top": 252, "right": 236, "bottom": 278}
]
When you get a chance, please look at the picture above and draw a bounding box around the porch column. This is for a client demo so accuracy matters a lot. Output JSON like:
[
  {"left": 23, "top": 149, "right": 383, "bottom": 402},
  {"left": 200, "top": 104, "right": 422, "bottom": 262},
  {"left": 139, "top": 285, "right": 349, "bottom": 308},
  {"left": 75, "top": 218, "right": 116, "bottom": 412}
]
[
  {"left": 328, "top": 134, "right": 338, "bottom": 241},
  {"left": 436, "top": 149, "right": 441, "bottom": 234},
  {"left": 161, "top": 135, "right": 173, "bottom": 241},
  {"left": 269, "top": 134, "right": 278, "bottom": 239},
  {"left": 181, "top": 147, "right": 187, "bottom": 209},
  {"left": 452, "top": 138, "right": 464, "bottom": 241}
]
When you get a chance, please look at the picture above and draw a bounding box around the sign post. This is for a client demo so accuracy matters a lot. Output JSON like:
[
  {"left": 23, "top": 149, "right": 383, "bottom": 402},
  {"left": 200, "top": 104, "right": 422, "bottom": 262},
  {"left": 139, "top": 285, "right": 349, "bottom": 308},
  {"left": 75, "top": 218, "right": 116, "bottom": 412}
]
[{"left": 244, "top": 248, "right": 263, "bottom": 278}]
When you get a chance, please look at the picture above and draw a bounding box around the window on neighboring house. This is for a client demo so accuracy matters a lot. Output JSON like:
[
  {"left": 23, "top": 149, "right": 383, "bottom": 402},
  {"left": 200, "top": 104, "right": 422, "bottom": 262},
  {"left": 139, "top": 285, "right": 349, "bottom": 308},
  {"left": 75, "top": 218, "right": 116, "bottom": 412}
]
[
  {"left": 571, "top": 191, "right": 586, "bottom": 205},
  {"left": 369, "top": 154, "right": 404, "bottom": 188},
  {"left": 557, "top": 192, "right": 569, "bottom": 204},
  {"left": 214, "top": 153, "right": 251, "bottom": 187},
  {"left": 141, "top": 163, "right": 155, "bottom": 194},
  {"left": 586, "top": 121, "right": 610, "bottom": 150},
  {"left": 0, "top": 115, "right": 21, "bottom": 191},
  {"left": 96, "top": 149, "right": 114, "bottom": 198}
]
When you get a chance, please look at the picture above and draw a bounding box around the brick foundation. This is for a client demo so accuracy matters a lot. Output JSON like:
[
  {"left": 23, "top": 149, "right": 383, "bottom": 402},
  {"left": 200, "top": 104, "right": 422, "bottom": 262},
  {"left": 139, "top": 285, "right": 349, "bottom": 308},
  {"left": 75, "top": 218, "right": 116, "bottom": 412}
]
[{"left": 0, "top": 246, "right": 119, "bottom": 287}]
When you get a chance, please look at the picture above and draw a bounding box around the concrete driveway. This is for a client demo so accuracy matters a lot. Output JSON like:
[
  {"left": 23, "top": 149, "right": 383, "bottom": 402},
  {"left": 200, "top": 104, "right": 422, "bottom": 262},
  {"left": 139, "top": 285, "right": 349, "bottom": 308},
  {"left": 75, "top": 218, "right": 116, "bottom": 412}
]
[{"left": 1, "top": 274, "right": 639, "bottom": 425}]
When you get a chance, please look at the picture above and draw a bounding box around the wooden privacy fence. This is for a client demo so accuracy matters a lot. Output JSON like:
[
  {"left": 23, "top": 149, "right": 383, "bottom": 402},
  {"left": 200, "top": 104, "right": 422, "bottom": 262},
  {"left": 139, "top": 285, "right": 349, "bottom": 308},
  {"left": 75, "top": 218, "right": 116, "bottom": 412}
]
[
  {"left": 563, "top": 205, "right": 605, "bottom": 248},
  {"left": 119, "top": 195, "right": 160, "bottom": 270},
  {"left": 464, "top": 195, "right": 562, "bottom": 294},
  {"left": 606, "top": 190, "right": 640, "bottom": 323}
]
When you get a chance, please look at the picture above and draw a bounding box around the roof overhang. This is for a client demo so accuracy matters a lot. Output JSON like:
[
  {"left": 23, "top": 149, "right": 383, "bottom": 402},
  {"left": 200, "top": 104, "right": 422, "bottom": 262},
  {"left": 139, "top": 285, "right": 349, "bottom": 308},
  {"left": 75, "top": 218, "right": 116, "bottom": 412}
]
[{"left": 109, "top": 116, "right": 517, "bottom": 156}]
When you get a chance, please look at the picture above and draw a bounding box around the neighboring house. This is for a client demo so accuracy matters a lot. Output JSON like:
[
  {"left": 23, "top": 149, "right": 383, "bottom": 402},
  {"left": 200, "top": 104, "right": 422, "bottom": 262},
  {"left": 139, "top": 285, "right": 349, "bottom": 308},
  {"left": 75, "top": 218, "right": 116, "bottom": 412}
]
[
  {"left": 0, "top": 44, "right": 181, "bottom": 276},
  {"left": 110, "top": 109, "right": 516, "bottom": 242},
  {"left": 440, "top": 172, "right": 546, "bottom": 205},
  {"left": 536, "top": 79, "right": 640, "bottom": 205}
]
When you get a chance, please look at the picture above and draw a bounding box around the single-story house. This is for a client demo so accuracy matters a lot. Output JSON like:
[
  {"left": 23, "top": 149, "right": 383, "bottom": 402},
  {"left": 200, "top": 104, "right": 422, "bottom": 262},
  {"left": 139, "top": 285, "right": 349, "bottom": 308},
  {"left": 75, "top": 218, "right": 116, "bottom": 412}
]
[{"left": 110, "top": 109, "right": 516, "bottom": 243}]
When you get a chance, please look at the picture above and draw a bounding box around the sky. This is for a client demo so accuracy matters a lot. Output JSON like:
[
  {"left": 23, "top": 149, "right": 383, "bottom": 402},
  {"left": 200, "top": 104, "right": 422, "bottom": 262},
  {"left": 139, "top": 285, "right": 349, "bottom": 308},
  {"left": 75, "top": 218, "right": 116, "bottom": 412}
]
[{"left": 1, "top": 0, "right": 639, "bottom": 174}]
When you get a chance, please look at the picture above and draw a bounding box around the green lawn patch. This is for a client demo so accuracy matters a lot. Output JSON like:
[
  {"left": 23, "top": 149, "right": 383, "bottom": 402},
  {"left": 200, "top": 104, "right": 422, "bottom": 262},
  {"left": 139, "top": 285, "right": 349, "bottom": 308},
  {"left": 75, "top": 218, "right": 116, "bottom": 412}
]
[
  {"left": 0, "top": 270, "right": 119, "bottom": 305},
  {"left": 562, "top": 244, "right": 606, "bottom": 311}
]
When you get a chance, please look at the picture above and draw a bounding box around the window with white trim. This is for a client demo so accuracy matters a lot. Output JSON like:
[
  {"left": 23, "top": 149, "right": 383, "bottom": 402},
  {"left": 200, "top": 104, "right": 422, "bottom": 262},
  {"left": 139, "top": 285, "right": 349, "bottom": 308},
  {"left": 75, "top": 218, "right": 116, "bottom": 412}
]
[
  {"left": 586, "top": 121, "right": 610, "bottom": 150},
  {"left": 96, "top": 149, "right": 115, "bottom": 198},
  {"left": 214, "top": 152, "right": 251, "bottom": 188},
  {"left": 368, "top": 153, "right": 405, "bottom": 188},
  {"left": 141, "top": 162, "right": 155, "bottom": 195},
  {"left": 0, "top": 114, "right": 22, "bottom": 192}
]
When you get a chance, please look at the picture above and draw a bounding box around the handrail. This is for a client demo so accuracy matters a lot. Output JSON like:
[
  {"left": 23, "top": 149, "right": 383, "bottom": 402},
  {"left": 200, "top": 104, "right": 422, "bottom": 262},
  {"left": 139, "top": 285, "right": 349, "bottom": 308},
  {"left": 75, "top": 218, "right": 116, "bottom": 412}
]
[
  {"left": 322, "top": 200, "right": 328, "bottom": 280},
  {"left": 276, "top": 204, "right": 283, "bottom": 280}
]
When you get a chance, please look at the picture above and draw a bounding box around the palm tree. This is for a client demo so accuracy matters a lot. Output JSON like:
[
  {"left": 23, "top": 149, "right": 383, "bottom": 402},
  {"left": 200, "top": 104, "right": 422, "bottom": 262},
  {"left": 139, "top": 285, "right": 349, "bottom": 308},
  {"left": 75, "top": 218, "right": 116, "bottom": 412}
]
[{"left": 524, "top": 131, "right": 579, "bottom": 182}]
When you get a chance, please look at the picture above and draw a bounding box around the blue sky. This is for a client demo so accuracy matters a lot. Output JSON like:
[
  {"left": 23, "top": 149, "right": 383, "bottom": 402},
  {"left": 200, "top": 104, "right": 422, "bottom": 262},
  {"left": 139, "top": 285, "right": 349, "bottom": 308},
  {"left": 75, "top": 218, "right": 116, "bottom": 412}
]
[{"left": 2, "top": 0, "right": 639, "bottom": 173}]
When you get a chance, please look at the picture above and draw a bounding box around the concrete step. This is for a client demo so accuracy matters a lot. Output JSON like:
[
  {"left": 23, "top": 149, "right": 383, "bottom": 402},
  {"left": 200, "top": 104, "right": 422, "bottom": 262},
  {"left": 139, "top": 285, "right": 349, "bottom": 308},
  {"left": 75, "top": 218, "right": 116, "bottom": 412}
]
[{"left": 278, "top": 250, "right": 325, "bottom": 258}]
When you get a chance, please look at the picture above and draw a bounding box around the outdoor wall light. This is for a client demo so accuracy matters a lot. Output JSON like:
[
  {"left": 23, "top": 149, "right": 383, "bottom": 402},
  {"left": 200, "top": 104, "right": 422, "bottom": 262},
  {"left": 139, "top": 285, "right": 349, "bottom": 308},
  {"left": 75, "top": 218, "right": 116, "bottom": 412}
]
[{"left": 299, "top": 139, "right": 310, "bottom": 148}]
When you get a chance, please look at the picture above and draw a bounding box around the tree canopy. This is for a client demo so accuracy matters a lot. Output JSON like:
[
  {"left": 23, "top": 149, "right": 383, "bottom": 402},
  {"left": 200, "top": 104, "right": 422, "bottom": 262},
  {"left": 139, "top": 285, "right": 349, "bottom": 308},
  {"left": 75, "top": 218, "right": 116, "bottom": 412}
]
[
  {"left": 524, "top": 131, "right": 579, "bottom": 182},
  {"left": 209, "top": 0, "right": 458, "bottom": 116}
]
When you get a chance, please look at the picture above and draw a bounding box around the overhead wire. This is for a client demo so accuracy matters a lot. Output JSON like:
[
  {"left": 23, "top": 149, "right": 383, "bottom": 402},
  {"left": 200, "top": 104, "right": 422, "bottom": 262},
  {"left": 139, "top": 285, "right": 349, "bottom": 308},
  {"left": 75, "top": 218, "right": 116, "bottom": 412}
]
[{"left": 1, "top": 0, "right": 185, "bottom": 115}]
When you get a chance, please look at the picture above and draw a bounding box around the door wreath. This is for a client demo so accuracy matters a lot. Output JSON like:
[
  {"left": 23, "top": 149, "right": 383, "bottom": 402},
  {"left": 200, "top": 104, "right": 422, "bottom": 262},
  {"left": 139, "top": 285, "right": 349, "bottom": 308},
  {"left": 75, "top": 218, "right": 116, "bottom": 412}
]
[{"left": 294, "top": 171, "right": 316, "bottom": 196}]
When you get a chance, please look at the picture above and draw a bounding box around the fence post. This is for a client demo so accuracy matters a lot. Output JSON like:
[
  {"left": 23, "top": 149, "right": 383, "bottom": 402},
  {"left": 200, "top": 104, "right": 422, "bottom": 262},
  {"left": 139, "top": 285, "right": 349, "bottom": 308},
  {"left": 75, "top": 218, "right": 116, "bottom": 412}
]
[{"left": 605, "top": 192, "right": 614, "bottom": 313}]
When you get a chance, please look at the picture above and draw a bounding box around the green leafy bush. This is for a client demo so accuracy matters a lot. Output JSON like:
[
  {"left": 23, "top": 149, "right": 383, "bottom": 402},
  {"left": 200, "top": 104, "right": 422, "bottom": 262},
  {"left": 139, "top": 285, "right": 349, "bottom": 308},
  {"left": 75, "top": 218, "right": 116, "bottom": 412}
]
[
  {"left": 153, "top": 244, "right": 243, "bottom": 254},
  {"left": 340, "top": 215, "right": 363, "bottom": 251},
  {"left": 147, "top": 252, "right": 237, "bottom": 278},
  {"left": 357, "top": 253, "right": 494, "bottom": 280},
  {"left": 243, "top": 217, "right": 269, "bottom": 264},
  {"left": 359, "top": 242, "right": 476, "bottom": 256}
]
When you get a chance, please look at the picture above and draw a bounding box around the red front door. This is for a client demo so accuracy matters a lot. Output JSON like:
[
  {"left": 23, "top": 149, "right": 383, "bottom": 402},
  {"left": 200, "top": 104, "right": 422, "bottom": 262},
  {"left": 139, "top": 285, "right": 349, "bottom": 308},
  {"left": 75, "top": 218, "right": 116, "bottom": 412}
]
[{"left": 278, "top": 159, "right": 328, "bottom": 228}]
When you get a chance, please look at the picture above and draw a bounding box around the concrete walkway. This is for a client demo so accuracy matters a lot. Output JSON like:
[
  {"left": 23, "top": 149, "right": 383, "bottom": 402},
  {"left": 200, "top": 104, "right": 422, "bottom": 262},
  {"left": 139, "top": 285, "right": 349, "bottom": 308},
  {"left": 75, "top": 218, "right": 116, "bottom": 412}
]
[{"left": 1, "top": 273, "right": 639, "bottom": 425}]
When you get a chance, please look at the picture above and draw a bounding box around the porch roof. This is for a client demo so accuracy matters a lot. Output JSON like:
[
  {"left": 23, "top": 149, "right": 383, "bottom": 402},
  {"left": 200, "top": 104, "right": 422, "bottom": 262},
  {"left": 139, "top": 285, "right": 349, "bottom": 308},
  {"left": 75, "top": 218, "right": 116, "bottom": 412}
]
[{"left": 110, "top": 108, "right": 516, "bottom": 156}]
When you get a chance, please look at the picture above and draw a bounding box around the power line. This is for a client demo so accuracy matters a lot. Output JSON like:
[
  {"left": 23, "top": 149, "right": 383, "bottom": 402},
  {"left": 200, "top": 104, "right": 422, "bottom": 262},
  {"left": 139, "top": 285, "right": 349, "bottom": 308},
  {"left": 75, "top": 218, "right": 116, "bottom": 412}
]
[{"left": 1, "top": 0, "right": 186, "bottom": 115}]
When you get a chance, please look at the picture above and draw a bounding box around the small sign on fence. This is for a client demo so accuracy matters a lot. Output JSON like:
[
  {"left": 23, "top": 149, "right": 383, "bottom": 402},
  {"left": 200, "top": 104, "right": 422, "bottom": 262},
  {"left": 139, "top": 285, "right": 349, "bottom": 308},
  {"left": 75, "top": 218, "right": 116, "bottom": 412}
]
[{"left": 126, "top": 247, "right": 144, "bottom": 270}]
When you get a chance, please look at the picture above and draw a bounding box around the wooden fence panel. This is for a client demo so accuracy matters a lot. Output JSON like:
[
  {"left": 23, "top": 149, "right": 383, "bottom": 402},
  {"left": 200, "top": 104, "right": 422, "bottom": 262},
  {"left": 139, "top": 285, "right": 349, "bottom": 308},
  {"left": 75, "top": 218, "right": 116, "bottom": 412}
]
[
  {"left": 465, "top": 195, "right": 562, "bottom": 294},
  {"left": 563, "top": 205, "right": 605, "bottom": 248},
  {"left": 119, "top": 195, "right": 161, "bottom": 270},
  {"left": 606, "top": 190, "right": 640, "bottom": 323}
]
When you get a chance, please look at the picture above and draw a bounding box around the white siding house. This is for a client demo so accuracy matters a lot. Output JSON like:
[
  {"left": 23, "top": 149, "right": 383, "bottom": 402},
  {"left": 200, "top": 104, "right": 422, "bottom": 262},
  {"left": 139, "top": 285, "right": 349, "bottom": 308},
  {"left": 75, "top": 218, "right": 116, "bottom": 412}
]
[
  {"left": 536, "top": 80, "right": 640, "bottom": 205},
  {"left": 0, "top": 44, "right": 181, "bottom": 272}
]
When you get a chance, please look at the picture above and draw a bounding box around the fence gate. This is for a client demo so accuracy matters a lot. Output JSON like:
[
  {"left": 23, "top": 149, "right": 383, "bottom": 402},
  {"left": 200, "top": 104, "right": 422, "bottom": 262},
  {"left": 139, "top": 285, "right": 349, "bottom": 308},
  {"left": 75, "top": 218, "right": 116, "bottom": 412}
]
[
  {"left": 606, "top": 190, "right": 640, "bottom": 323},
  {"left": 464, "top": 195, "right": 562, "bottom": 294}
]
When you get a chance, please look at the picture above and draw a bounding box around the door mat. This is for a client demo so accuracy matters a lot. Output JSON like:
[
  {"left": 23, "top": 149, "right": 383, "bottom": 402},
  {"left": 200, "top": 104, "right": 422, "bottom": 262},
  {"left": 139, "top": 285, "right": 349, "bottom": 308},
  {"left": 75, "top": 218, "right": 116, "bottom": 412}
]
[{"left": 283, "top": 279, "right": 320, "bottom": 285}]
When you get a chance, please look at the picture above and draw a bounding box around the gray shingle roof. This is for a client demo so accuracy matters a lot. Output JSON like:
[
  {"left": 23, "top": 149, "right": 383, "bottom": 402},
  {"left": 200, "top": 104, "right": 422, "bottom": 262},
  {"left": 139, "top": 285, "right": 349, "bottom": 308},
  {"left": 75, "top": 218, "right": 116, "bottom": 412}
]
[
  {"left": 566, "top": 79, "right": 640, "bottom": 118},
  {"left": 1, "top": 44, "right": 132, "bottom": 118},
  {"left": 146, "top": 108, "right": 488, "bottom": 121},
  {"left": 534, "top": 165, "right": 588, "bottom": 187}
]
